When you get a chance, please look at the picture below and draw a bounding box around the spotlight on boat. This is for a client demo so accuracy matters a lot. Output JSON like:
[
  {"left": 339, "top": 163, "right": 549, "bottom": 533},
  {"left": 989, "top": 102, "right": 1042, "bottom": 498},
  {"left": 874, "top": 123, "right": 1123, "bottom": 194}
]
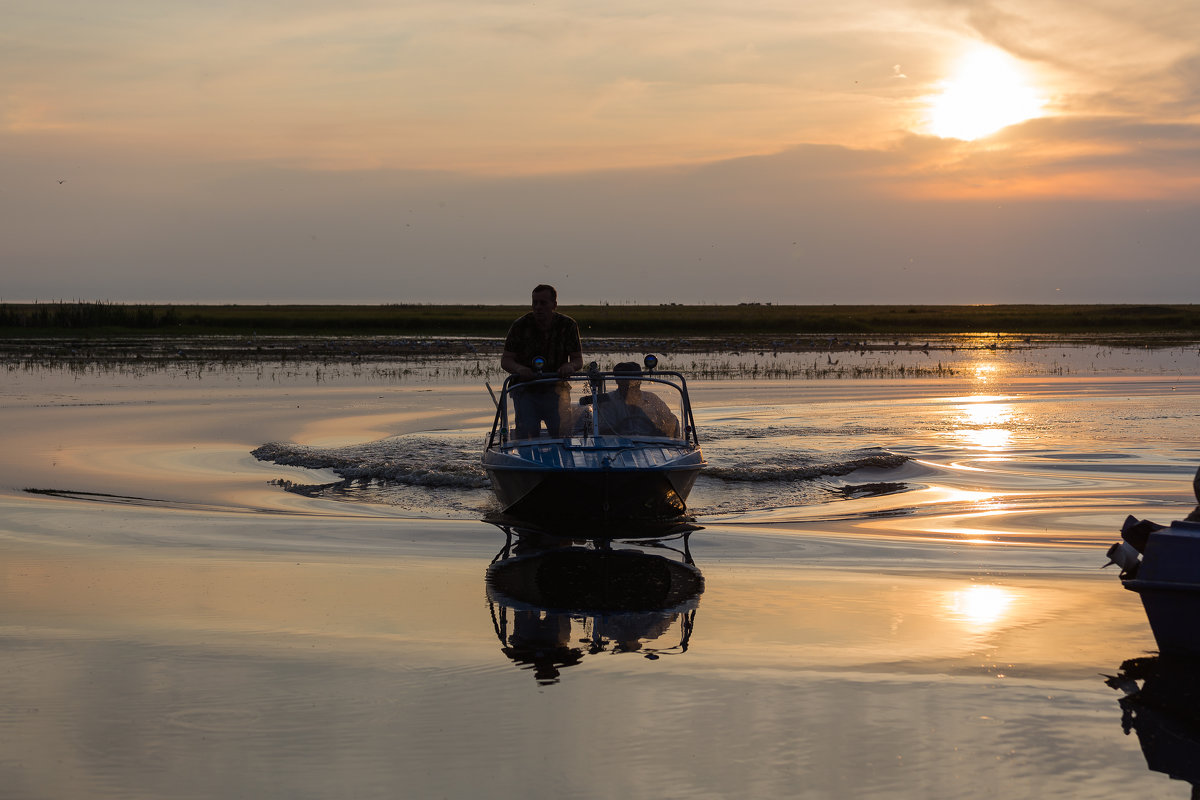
[
  {"left": 643, "top": 354, "right": 658, "bottom": 372},
  {"left": 533, "top": 356, "right": 546, "bottom": 374}
]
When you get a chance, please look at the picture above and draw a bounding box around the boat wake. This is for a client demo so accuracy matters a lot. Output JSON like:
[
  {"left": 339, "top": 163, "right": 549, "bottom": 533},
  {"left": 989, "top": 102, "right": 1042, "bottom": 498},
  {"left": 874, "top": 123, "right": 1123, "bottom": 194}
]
[
  {"left": 252, "top": 435, "right": 490, "bottom": 489},
  {"left": 702, "top": 450, "right": 908, "bottom": 482},
  {"left": 251, "top": 432, "right": 912, "bottom": 519}
]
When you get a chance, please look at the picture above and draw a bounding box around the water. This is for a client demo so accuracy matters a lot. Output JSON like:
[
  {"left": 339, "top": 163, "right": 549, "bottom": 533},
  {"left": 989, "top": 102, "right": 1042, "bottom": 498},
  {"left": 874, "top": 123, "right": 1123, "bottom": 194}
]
[{"left": 2, "top": 340, "right": 1200, "bottom": 799}]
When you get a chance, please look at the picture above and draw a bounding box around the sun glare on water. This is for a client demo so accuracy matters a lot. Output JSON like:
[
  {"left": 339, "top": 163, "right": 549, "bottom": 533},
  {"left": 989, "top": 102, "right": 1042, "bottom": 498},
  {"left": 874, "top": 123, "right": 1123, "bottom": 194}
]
[
  {"left": 926, "top": 48, "right": 1045, "bottom": 141},
  {"left": 944, "top": 585, "right": 1016, "bottom": 628}
]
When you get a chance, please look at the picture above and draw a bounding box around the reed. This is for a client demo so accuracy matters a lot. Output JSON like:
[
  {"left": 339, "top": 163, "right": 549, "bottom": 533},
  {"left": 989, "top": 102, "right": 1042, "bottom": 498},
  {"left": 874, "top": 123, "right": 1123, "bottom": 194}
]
[{"left": 3, "top": 302, "right": 1200, "bottom": 337}]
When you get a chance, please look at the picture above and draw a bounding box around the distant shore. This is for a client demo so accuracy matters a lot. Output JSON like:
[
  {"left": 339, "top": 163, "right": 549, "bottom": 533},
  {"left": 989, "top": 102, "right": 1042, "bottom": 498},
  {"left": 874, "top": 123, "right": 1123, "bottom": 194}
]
[
  {"left": 3, "top": 302, "right": 1199, "bottom": 371},
  {"left": 3, "top": 301, "right": 1199, "bottom": 338}
]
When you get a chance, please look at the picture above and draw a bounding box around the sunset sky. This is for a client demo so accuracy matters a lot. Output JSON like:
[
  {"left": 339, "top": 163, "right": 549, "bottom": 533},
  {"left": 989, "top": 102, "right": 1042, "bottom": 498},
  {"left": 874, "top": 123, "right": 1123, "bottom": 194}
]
[{"left": 4, "top": 0, "right": 1199, "bottom": 304}]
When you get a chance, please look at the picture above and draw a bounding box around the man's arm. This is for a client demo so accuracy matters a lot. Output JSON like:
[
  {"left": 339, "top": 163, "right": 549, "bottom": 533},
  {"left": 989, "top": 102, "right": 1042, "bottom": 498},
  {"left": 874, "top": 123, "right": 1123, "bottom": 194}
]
[
  {"left": 557, "top": 351, "right": 583, "bottom": 378},
  {"left": 501, "top": 351, "right": 534, "bottom": 379},
  {"left": 558, "top": 318, "right": 584, "bottom": 378}
]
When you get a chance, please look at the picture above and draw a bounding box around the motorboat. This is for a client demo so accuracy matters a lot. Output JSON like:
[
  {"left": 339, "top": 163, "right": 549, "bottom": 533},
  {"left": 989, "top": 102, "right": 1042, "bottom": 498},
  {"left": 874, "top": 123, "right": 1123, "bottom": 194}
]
[
  {"left": 482, "top": 355, "right": 705, "bottom": 525},
  {"left": 1105, "top": 466, "right": 1200, "bottom": 657},
  {"left": 484, "top": 523, "right": 704, "bottom": 684}
]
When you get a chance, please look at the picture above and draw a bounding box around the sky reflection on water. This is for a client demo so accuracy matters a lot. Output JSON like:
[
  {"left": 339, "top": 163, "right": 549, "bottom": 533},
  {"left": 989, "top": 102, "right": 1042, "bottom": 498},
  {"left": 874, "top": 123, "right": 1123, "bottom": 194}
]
[{"left": 1, "top": 347, "right": 1199, "bottom": 798}]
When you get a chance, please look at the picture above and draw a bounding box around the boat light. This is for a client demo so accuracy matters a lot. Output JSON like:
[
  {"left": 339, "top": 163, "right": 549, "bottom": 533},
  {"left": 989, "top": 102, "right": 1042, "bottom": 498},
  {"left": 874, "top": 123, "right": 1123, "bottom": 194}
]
[
  {"left": 533, "top": 356, "right": 546, "bottom": 374},
  {"left": 643, "top": 354, "right": 658, "bottom": 372}
]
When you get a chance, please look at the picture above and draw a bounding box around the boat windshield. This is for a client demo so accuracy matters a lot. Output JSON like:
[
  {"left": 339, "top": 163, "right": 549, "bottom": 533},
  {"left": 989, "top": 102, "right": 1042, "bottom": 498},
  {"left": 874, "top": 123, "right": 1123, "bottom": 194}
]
[{"left": 494, "top": 373, "right": 694, "bottom": 444}]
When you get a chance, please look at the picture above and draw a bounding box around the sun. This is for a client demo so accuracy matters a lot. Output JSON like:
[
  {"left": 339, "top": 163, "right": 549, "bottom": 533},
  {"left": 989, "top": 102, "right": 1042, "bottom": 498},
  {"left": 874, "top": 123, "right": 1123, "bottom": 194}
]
[{"left": 926, "top": 48, "right": 1044, "bottom": 141}]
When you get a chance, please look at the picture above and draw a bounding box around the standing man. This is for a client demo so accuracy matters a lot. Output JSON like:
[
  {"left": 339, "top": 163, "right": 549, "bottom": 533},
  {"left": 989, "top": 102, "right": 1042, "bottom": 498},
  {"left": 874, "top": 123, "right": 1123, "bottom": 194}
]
[{"left": 500, "top": 284, "right": 583, "bottom": 438}]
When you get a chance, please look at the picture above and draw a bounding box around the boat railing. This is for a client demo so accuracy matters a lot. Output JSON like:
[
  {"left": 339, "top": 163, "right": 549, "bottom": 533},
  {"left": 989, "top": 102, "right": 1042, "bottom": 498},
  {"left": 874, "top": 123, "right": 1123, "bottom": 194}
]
[{"left": 486, "top": 358, "right": 700, "bottom": 450}]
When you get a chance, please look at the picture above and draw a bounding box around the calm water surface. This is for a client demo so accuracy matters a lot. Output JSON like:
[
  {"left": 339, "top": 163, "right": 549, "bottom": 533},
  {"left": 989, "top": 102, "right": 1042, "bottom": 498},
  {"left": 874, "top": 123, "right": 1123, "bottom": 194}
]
[{"left": 2, "top": 341, "right": 1199, "bottom": 799}]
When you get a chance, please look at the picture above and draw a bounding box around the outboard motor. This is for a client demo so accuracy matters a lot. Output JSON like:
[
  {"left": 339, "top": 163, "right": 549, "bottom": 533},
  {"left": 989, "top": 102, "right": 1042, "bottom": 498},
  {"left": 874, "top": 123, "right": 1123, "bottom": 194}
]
[
  {"left": 1120, "top": 515, "right": 1165, "bottom": 554},
  {"left": 1105, "top": 539, "right": 1142, "bottom": 579}
]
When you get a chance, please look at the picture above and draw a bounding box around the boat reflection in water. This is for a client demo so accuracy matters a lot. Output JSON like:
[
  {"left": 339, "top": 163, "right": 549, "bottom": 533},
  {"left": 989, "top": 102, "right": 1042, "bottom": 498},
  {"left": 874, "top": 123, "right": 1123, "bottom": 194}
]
[
  {"left": 484, "top": 522, "right": 704, "bottom": 685},
  {"left": 1107, "top": 654, "right": 1200, "bottom": 797}
]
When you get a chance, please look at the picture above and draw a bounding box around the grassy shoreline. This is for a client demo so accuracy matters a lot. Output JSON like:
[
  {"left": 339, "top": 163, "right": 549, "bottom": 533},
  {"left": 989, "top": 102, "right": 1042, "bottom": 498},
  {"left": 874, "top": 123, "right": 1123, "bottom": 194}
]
[{"left": 3, "top": 301, "right": 1200, "bottom": 337}]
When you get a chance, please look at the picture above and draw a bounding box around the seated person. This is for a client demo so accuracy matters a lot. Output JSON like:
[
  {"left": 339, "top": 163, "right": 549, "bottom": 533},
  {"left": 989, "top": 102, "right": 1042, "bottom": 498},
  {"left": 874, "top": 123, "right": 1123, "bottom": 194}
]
[{"left": 595, "top": 362, "right": 681, "bottom": 438}]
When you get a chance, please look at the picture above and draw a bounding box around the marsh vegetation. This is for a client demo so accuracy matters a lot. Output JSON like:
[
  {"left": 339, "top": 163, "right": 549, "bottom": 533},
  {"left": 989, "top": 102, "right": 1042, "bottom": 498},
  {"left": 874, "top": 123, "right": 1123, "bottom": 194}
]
[{"left": 3, "top": 301, "right": 1199, "bottom": 337}]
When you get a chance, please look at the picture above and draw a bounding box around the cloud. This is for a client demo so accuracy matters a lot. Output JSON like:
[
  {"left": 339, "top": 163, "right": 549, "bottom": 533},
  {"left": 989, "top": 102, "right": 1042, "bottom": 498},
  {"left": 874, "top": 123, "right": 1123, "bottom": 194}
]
[
  {"left": 4, "top": 0, "right": 1200, "bottom": 304},
  {"left": 0, "top": 0, "right": 964, "bottom": 172}
]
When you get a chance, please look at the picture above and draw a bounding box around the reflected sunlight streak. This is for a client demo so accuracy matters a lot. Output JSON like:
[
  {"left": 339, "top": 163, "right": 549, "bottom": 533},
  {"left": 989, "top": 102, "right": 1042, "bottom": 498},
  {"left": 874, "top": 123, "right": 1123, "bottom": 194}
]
[
  {"left": 943, "top": 584, "right": 1017, "bottom": 629},
  {"left": 956, "top": 428, "right": 1013, "bottom": 450},
  {"left": 959, "top": 401, "right": 1013, "bottom": 450},
  {"left": 947, "top": 400, "right": 1015, "bottom": 451},
  {"left": 960, "top": 402, "right": 1012, "bottom": 427},
  {"left": 972, "top": 363, "right": 998, "bottom": 383}
]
